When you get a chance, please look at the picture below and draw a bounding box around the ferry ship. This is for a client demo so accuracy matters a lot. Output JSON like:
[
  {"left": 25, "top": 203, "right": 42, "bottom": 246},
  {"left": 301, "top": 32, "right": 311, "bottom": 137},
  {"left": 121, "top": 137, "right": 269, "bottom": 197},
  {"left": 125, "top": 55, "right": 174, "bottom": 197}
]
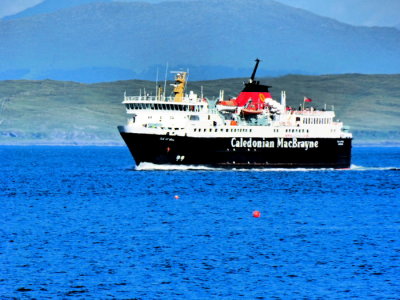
[{"left": 118, "top": 60, "right": 352, "bottom": 168}]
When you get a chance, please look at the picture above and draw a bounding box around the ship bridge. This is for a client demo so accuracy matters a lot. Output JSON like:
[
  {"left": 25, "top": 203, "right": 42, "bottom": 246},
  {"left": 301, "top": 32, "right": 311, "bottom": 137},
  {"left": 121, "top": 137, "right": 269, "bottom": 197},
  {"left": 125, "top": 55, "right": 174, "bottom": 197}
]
[{"left": 123, "top": 93, "right": 208, "bottom": 114}]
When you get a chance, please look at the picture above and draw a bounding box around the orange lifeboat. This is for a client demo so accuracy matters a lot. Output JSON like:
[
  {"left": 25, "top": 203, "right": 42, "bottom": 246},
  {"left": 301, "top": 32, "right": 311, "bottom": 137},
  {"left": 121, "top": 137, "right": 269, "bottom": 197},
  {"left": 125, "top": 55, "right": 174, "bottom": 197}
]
[{"left": 241, "top": 108, "right": 263, "bottom": 115}]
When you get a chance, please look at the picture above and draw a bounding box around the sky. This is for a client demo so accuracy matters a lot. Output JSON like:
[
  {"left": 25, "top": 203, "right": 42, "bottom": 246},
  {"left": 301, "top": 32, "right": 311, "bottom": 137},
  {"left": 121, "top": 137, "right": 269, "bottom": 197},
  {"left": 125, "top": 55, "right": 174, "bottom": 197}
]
[
  {"left": 0, "top": 0, "right": 399, "bottom": 27},
  {"left": 0, "top": 0, "right": 42, "bottom": 18}
]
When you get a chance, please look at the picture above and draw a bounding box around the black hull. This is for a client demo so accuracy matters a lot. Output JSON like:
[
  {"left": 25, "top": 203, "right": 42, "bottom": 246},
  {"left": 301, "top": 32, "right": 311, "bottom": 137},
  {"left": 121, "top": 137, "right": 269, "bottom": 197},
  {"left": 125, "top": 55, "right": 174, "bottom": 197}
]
[{"left": 119, "top": 130, "right": 352, "bottom": 169}]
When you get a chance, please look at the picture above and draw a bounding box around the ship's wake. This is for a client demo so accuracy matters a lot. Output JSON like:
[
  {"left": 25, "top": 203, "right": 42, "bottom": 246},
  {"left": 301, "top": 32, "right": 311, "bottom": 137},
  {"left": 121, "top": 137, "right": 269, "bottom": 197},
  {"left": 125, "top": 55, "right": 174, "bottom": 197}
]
[
  {"left": 347, "top": 165, "right": 400, "bottom": 171},
  {"left": 132, "top": 163, "right": 399, "bottom": 172},
  {"left": 134, "top": 162, "right": 224, "bottom": 171}
]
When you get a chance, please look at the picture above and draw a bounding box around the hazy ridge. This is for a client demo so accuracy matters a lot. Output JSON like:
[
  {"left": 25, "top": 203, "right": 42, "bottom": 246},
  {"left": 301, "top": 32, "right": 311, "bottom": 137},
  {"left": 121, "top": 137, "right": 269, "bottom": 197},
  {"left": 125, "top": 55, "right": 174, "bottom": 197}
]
[{"left": 1, "top": 0, "right": 399, "bottom": 82}]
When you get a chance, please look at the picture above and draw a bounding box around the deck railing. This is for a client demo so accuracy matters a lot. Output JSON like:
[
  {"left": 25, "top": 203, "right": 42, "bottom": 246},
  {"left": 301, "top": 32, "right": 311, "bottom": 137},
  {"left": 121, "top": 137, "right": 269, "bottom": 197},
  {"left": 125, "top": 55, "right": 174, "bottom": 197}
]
[{"left": 124, "top": 95, "right": 205, "bottom": 103}]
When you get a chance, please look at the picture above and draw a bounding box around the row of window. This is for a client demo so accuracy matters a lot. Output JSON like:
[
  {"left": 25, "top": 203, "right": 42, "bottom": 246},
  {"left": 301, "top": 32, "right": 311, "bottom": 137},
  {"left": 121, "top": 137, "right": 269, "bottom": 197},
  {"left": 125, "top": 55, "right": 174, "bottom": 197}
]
[
  {"left": 303, "top": 117, "right": 331, "bottom": 125},
  {"left": 192, "top": 128, "right": 311, "bottom": 134},
  {"left": 286, "top": 129, "right": 309, "bottom": 133},
  {"left": 126, "top": 103, "right": 203, "bottom": 112},
  {"left": 144, "top": 124, "right": 338, "bottom": 135},
  {"left": 193, "top": 128, "right": 253, "bottom": 133}
]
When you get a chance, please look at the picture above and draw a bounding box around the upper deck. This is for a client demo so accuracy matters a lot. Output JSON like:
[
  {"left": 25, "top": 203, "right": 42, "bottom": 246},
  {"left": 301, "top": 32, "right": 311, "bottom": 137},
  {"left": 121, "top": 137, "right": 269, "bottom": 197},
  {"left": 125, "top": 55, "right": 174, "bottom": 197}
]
[{"left": 123, "top": 93, "right": 210, "bottom": 114}]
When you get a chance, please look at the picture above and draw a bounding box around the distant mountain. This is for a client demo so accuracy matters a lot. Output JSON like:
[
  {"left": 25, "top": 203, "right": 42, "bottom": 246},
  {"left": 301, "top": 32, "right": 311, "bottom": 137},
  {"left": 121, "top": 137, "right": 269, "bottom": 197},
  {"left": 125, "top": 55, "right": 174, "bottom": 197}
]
[
  {"left": 277, "top": 0, "right": 400, "bottom": 27},
  {"left": 0, "top": 0, "right": 399, "bottom": 82},
  {"left": 3, "top": 0, "right": 113, "bottom": 20},
  {"left": 2, "top": 0, "right": 198, "bottom": 20},
  {"left": 5, "top": 0, "right": 400, "bottom": 27}
]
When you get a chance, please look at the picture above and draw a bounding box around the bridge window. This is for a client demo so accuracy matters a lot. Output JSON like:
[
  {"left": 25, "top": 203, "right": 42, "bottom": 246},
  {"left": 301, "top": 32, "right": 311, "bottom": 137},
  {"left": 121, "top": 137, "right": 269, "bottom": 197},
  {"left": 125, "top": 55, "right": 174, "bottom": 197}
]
[{"left": 189, "top": 115, "right": 200, "bottom": 121}]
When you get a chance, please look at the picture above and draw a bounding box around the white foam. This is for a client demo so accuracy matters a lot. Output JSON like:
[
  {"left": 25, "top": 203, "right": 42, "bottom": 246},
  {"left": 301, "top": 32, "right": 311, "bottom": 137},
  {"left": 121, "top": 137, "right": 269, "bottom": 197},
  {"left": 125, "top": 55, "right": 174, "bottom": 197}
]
[
  {"left": 349, "top": 164, "right": 399, "bottom": 171},
  {"left": 134, "top": 163, "right": 334, "bottom": 172},
  {"left": 135, "top": 162, "right": 223, "bottom": 171},
  {"left": 132, "top": 163, "right": 398, "bottom": 172}
]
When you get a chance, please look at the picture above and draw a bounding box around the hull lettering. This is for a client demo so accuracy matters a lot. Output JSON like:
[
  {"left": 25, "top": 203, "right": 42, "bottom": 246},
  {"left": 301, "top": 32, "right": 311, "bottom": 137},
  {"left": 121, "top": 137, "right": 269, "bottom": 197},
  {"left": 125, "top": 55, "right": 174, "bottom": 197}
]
[
  {"left": 231, "top": 138, "right": 275, "bottom": 148},
  {"left": 231, "top": 137, "right": 318, "bottom": 150}
]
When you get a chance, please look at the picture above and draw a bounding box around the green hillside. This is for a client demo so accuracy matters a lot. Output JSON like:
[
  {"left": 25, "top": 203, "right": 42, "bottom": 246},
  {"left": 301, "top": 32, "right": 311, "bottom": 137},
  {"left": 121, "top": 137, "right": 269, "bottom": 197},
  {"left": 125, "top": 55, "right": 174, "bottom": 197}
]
[{"left": 0, "top": 74, "right": 399, "bottom": 145}]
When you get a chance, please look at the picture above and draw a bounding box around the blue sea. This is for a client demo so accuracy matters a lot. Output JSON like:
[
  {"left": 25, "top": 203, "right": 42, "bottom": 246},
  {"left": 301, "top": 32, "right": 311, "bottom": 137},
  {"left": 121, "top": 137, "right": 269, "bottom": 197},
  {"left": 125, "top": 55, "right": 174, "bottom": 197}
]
[{"left": 1, "top": 146, "right": 399, "bottom": 299}]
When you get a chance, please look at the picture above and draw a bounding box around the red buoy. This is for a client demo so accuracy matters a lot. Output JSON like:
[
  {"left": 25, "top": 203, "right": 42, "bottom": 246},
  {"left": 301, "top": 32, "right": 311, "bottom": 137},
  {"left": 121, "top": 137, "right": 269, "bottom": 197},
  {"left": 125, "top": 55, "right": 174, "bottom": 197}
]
[
  {"left": 252, "top": 210, "right": 261, "bottom": 218},
  {"left": 174, "top": 195, "right": 179, "bottom": 199}
]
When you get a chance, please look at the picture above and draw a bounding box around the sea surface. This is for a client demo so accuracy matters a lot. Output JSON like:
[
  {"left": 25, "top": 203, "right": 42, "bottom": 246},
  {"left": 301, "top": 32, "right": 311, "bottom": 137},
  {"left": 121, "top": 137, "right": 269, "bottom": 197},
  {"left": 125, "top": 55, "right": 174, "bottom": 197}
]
[{"left": 0, "top": 146, "right": 399, "bottom": 299}]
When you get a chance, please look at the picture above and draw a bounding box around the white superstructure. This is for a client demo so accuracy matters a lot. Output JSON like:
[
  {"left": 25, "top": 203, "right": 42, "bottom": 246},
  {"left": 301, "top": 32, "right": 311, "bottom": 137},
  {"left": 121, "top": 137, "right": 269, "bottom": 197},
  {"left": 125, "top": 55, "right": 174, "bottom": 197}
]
[{"left": 121, "top": 81, "right": 351, "bottom": 141}]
